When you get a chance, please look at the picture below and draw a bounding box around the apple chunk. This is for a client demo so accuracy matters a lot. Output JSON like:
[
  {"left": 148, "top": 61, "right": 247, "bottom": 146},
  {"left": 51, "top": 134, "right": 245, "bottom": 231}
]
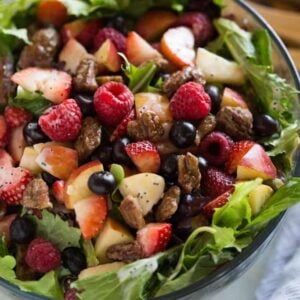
[
  {"left": 248, "top": 184, "right": 273, "bottom": 215},
  {"left": 221, "top": 87, "right": 248, "bottom": 109},
  {"left": 19, "top": 147, "right": 42, "bottom": 174}
]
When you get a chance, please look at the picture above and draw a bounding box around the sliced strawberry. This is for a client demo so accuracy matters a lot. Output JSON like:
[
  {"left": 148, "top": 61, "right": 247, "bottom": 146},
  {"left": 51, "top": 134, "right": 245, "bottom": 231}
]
[
  {"left": 77, "top": 20, "right": 102, "bottom": 48},
  {"left": 126, "top": 31, "right": 162, "bottom": 66},
  {"left": 8, "top": 125, "right": 27, "bottom": 163},
  {"left": 125, "top": 141, "right": 160, "bottom": 173},
  {"left": 4, "top": 106, "right": 32, "bottom": 128},
  {"left": 0, "top": 116, "right": 8, "bottom": 148},
  {"left": 51, "top": 180, "right": 65, "bottom": 203},
  {"left": 137, "top": 223, "right": 172, "bottom": 257},
  {"left": 74, "top": 195, "right": 108, "bottom": 240},
  {"left": 110, "top": 110, "right": 135, "bottom": 143},
  {"left": 0, "top": 214, "right": 17, "bottom": 243},
  {"left": 11, "top": 67, "right": 72, "bottom": 104},
  {"left": 0, "top": 149, "right": 14, "bottom": 168}
]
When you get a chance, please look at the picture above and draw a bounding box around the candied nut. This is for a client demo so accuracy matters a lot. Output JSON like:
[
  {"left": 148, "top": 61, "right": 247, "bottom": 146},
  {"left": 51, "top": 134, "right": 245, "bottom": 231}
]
[
  {"left": 0, "top": 54, "right": 15, "bottom": 105},
  {"left": 156, "top": 186, "right": 181, "bottom": 222},
  {"left": 194, "top": 114, "right": 217, "bottom": 146},
  {"left": 96, "top": 75, "right": 124, "bottom": 85},
  {"left": 127, "top": 111, "right": 165, "bottom": 142},
  {"left": 75, "top": 117, "right": 102, "bottom": 160},
  {"left": 106, "top": 241, "right": 143, "bottom": 263},
  {"left": 119, "top": 195, "right": 146, "bottom": 229},
  {"left": 216, "top": 106, "right": 253, "bottom": 140},
  {"left": 22, "top": 178, "right": 52, "bottom": 209},
  {"left": 178, "top": 152, "right": 201, "bottom": 193},
  {"left": 139, "top": 56, "right": 170, "bottom": 70}
]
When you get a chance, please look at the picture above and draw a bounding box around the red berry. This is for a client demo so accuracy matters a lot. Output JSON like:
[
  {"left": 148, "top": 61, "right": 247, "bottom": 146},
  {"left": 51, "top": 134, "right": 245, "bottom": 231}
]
[
  {"left": 4, "top": 106, "right": 32, "bottom": 128},
  {"left": 170, "top": 82, "right": 211, "bottom": 121},
  {"left": 39, "top": 99, "right": 82, "bottom": 142},
  {"left": 94, "top": 82, "right": 134, "bottom": 127},
  {"left": 77, "top": 20, "right": 102, "bottom": 49},
  {"left": 93, "top": 28, "right": 126, "bottom": 52},
  {"left": 51, "top": 180, "right": 65, "bottom": 203},
  {"left": 199, "top": 131, "right": 234, "bottom": 166},
  {"left": 65, "top": 289, "right": 78, "bottom": 300},
  {"left": 0, "top": 116, "right": 8, "bottom": 148},
  {"left": 25, "top": 238, "right": 61, "bottom": 273},
  {"left": 202, "top": 167, "right": 235, "bottom": 198}
]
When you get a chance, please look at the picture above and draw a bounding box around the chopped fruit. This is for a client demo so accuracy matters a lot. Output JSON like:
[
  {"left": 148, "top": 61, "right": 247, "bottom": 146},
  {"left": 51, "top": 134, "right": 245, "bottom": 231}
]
[
  {"left": 76, "top": 20, "right": 102, "bottom": 48},
  {"left": 59, "top": 39, "right": 90, "bottom": 74},
  {"left": 51, "top": 180, "right": 65, "bottom": 203},
  {"left": 95, "top": 217, "right": 134, "bottom": 263},
  {"left": 19, "top": 147, "right": 42, "bottom": 174},
  {"left": 119, "top": 173, "right": 165, "bottom": 215},
  {"left": 202, "top": 188, "right": 234, "bottom": 216},
  {"left": 125, "top": 141, "right": 161, "bottom": 173},
  {"left": 94, "top": 39, "right": 121, "bottom": 73},
  {"left": 126, "top": 31, "right": 162, "bottom": 66},
  {"left": 0, "top": 116, "right": 8, "bottom": 148},
  {"left": 0, "top": 149, "right": 13, "bottom": 168},
  {"left": 61, "top": 19, "right": 87, "bottom": 44},
  {"left": 110, "top": 110, "right": 135, "bottom": 143},
  {"left": 35, "top": 145, "right": 78, "bottom": 180},
  {"left": 36, "top": 0, "right": 67, "bottom": 27},
  {"left": 8, "top": 126, "right": 26, "bottom": 163},
  {"left": 196, "top": 48, "right": 245, "bottom": 85},
  {"left": 137, "top": 223, "right": 172, "bottom": 257},
  {"left": 161, "top": 26, "right": 195, "bottom": 68},
  {"left": 236, "top": 143, "right": 277, "bottom": 180},
  {"left": 38, "top": 99, "right": 82, "bottom": 142},
  {"left": 94, "top": 82, "right": 134, "bottom": 127},
  {"left": 64, "top": 160, "right": 104, "bottom": 209},
  {"left": 248, "top": 184, "right": 274, "bottom": 215},
  {"left": 221, "top": 87, "right": 248, "bottom": 109},
  {"left": 170, "top": 82, "right": 211, "bottom": 120},
  {"left": 4, "top": 106, "right": 32, "bottom": 128},
  {"left": 0, "top": 214, "right": 17, "bottom": 244},
  {"left": 11, "top": 68, "right": 72, "bottom": 104},
  {"left": 79, "top": 262, "right": 125, "bottom": 279},
  {"left": 74, "top": 195, "right": 108, "bottom": 240},
  {"left": 93, "top": 28, "right": 126, "bottom": 52}
]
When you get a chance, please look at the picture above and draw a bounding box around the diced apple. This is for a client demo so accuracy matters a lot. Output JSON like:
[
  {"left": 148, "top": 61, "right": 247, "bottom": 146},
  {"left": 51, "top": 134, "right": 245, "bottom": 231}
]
[
  {"left": 33, "top": 141, "right": 69, "bottom": 154},
  {"left": 61, "top": 19, "right": 87, "bottom": 43},
  {"left": 95, "top": 217, "right": 134, "bottom": 263},
  {"left": 79, "top": 262, "right": 125, "bottom": 279},
  {"left": 221, "top": 87, "right": 248, "bottom": 109},
  {"left": 248, "top": 184, "right": 273, "bottom": 215},
  {"left": 8, "top": 126, "right": 26, "bottom": 163},
  {"left": 196, "top": 48, "right": 245, "bottom": 85},
  {"left": 19, "top": 147, "right": 42, "bottom": 174},
  {"left": 119, "top": 173, "right": 165, "bottom": 215}
]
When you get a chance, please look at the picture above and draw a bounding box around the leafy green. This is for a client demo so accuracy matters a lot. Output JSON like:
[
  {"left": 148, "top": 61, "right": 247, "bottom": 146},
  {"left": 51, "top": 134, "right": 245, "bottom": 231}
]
[
  {"left": 0, "top": 235, "right": 8, "bottom": 257},
  {"left": 0, "top": 28, "right": 30, "bottom": 44},
  {"left": 252, "top": 29, "right": 272, "bottom": 68},
  {"left": 110, "top": 163, "right": 125, "bottom": 202},
  {"left": 82, "top": 240, "right": 99, "bottom": 267},
  {"left": 59, "top": 0, "right": 90, "bottom": 16}
]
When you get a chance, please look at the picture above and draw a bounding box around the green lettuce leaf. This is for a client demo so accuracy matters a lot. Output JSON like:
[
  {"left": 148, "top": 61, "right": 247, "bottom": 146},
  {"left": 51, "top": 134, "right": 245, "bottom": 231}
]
[
  {"left": 0, "top": 235, "right": 8, "bottom": 257},
  {"left": 82, "top": 240, "right": 99, "bottom": 267},
  {"left": 59, "top": 0, "right": 90, "bottom": 16},
  {"left": 0, "top": 28, "right": 30, "bottom": 44},
  {"left": 252, "top": 29, "right": 272, "bottom": 68},
  {"left": 110, "top": 163, "right": 125, "bottom": 203}
]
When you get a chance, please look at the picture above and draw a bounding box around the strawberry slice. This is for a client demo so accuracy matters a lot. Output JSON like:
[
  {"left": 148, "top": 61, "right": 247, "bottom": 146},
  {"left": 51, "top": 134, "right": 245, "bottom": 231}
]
[
  {"left": 51, "top": 180, "right": 65, "bottom": 204},
  {"left": 8, "top": 125, "right": 27, "bottom": 163},
  {"left": 125, "top": 141, "right": 161, "bottom": 173},
  {"left": 11, "top": 67, "right": 72, "bottom": 104},
  {"left": 0, "top": 116, "right": 8, "bottom": 148},
  {"left": 74, "top": 195, "right": 108, "bottom": 240},
  {"left": 110, "top": 110, "right": 135, "bottom": 143},
  {"left": 0, "top": 149, "right": 14, "bottom": 168},
  {"left": 137, "top": 223, "right": 172, "bottom": 257}
]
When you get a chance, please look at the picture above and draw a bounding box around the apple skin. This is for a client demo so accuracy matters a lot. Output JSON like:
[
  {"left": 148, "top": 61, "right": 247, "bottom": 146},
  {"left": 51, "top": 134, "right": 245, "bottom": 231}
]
[
  {"left": 221, "top": 87, "right": 248, "bottom": 109},
  {"left": 19, "top": 147, "right": 42, "bottom": 174}
]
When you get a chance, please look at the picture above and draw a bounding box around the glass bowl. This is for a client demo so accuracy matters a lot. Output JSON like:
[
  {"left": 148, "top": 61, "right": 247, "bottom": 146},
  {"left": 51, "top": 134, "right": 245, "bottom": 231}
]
[{"left": 1, "top": 0, "right": 299, "bottom": 299}]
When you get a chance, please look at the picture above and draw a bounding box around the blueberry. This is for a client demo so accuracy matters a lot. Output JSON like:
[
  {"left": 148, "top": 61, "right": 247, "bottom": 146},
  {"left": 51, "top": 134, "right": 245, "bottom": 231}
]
[
  {"left": 175, "top": 194, "right": 207, "bottom": 219},
  {"left": 160, "top": 154, "right": 179, "bottom": 182},
  {"left": 106, "top": 16, "right": 130, "bottom": 35},
  {"left": 41, "top": 172, "right": 58, "bottom": 186},
  {"left": 74, "top": 94, "right": 95, "bottom": 116},
  {"left": 253, "top": 114, "right": 279, "bottom": 137},
  {"left": 197, "top": 156, "right": 208, "bottom": 172},
  {"left": 169, "top": 121, "right": 196, "bottom": 148},
  {"left": 205, "top": 84, "right": 221, "bottom": 114},
  {"left": 10, "top": 217, "right": 36, "bottom": 244},
  {"left": 91, "top": 146, "right": 112, "bottom": 168},
  {"left": 62, "top": 247, "right": 87, "bottom": 275},
  {"left": 88, "top": 171, "right": 116, "bottom": 195},
  {"left": 112, "top": 138, "right": 132, "bottom": 166},
  {"left": 23, "top": 122, "right": 49, "bottom": 146}
]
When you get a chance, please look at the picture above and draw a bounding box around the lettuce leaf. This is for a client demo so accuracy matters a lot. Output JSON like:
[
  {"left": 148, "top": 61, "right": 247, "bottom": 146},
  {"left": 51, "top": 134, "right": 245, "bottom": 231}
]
[
  {"left": 0, "top": 235, "right": 8, "bottom": 257},
  {"left": 82, "top": 240, "right": 99, "bottom": 267}
]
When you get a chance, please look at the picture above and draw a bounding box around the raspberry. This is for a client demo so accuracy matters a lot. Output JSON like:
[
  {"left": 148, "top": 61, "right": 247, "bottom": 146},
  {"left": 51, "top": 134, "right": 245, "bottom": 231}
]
[
  {"left": 94, "top": 82, "right": 134, "bottom": 127},
  {"left": 199, "top": 131, "right": 234, "bottom": 166},
  {"left": 93, "top": 28, "right": 126, "bottom": 52},
  {"left": 4, "top": 106, "right": 32, "bottom": 128},
  {"left": 39, "top": 99, "right": 82, "bottom": 142},
  {"left": 202, "top": 167, "right": 235, "bottom": 198},
  {"left": 65, "top": 289, "right": 78, "bottom": 300},
  {"left": 170, "top": 82, "right": 211, "bottom": 121},
  {"left": 25, "top": 238, "right": 61, "bottom": 273},
  {"left": 76, "top": 20, "right": 102, "bottom": 49}
]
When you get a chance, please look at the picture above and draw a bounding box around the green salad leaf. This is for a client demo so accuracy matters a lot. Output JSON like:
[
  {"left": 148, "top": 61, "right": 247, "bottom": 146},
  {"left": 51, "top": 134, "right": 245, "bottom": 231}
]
[
  {"left": 0, "top": 28, "right": 30, "bottom": 44},
  {"left": 110, "top": 163, "right": 125, "bottom": 203},
  {"left": 252, "top": 29, "right": 272, "bottom": 68},
  {"left": 0, "top": 236, "right": 8, "bottom": 257},
  {"left": 82, "top": 240, "right": 99, "bottom": 267}
]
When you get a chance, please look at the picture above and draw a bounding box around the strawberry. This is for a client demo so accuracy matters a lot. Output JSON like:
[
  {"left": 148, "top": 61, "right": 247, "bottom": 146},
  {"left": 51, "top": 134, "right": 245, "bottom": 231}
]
[
  {"left": 226, "top": 141, "right": 255, "bottom": 174},
  {"left": 11, "top": 68, "right": 72, "bottom": 104},
  {"left": 4, "top": 106, "right": 32, "bottom": 128},
  {"left": 0, "top": 149, "right": 14, "bottom": 168},
  {"left": 0, "top": 116, "right": 8, "bottom": 148},
  {"left": 125, "top": 141, "right": 161, "bottom": 173},
  {"left": 74, "top": 195, "right": 108, "bottom": 240},
  {"left": 51, "top": 180, "right": 65, "bottom": 203},
  {"left": 38, "top": 99, "right": 82, "bottom": 142},
  {"left": 93, "top": 28, "right": 126, "bottom": 52},
  {"left": 76, "top": 20, "right": 102, "bottom": 49},
  {"left": 137, "top": 223, "right": 172, "bottom": 257},
  {"left": 8, "top": 125, "right": 26, "bottom": 163}
]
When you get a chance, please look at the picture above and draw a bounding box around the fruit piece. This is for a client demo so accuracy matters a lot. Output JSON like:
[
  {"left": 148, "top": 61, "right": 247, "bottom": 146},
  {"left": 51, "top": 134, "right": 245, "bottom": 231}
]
[
  {"left": 137, "top": 223, "right": 172, "bottom": 257},
  {"left": 236, "top": 144, "right": 277, "bottom": 180},
  {"left": 61, "top": 19, "right": 87, "bottom": 43},
  {"left": 160, "top": 154, "right": 179, "bottom": 182},
  {"left": 62, "top": 247, "right": 87, "bottom": 275},
  {"left": 248, "top": 184, "right": 274, "bottom": 215},
  {"left": 74, "top": 94, "right": 94, "bottom": 117},
  {"left": 110, "top": 110, "right": 135, "bottom": 143},
  {"left": 35, "top": 145, "right": 78, "bottom": 180},
  {"left": 95, "top": 217, "right": 134, "bottom": 263},
  {"left": 76, "top": 20, "right": 102, "bottom": 48},
  {"left": 125, "top": 141, "right": 160, "bottom": 173},
  {"left": 19, "top": 147, "right": 42, "bottom": 174},
  {"left": 176, "top": 194, "right": 208, "bottom": 219},
  {"left": 0, "top": 149, "right": 13, "bottom": 168},
  {"left": 170, "top": 82, "right": 211, "bottom": 120},
  {"left": 38, "top": 99, "right": 82, "bottom": 142},
  {"left": 205, "top": 84, "right": 222, "bottom": 114},
  {"left": 79, "top": 262, "right": 124, "bottom": 279},
  {"left": 126, "top": 31, "right": 162, "bottom": 66},
  {"left": 64, "top": 160, "right": 104, "bottom": 209},
  {"left": 11, "top": 68, "right": 72, "bottom": 104},
  {"left": 197, "top": 155, "right": 208, "bottom": 172},
  {"left": 0, "top": 116, "right": 8, "bottom": 148},
  {"left": 51, "top": 180, "right": 65, "bottom": 203},
  {"left": 23, "top": 122, "right": 49, "bottom": 146},
  {"left": 0, "top": 214, "right": 17, "bottom": 244},
  {"left": 41, "top": 172, "right": 58, "bottom": 186},
  {"left": 253, "top": 114, "right": 279, "bottom": 137},
  {"left": 91, "top": 146, "right": 112, "bottom": 168},
  {"left": 94, "top": 39, "right": 121, "bottom": 73},
  {"left": 4, "top": 106, "right": 32, "bottom": 128},
  {"left": 221, "top": 87, "right": 248, "bottom": 109},
  {"left": 10, "top": 217, "right": 36, "bottom": 244},
  {"left": 119, "top": 173, "right": 165, "bottom": 215},
  {"left": 8, "top": 125, "right": 26, "bottom": 163},
  {"left": 88, "top": 171, "right": 116, "bottom": 195},
  {"left": 161, "top": 26, "right": 195, "bottom": 68},
  {"left": 94, "top": 82, "right": 134, "bottom": 127},
  {"left": 169, "top": 121, "right": 196, "bottom": 148},
  {"left": 94, "top": 28, "right": 126, "bottom": 52},
  {"left": 112, "top": 138, "right": 132, "bottom": 166}
]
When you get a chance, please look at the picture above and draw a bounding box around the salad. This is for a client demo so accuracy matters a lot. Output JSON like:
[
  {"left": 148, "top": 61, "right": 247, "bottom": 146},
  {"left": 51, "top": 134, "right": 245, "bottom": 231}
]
[{"left": 0, "top": 0, "right": 300, "bottom": 299}]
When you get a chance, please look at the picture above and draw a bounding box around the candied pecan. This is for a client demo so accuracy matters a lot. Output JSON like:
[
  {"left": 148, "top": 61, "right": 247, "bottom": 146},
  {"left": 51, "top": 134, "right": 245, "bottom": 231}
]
[
  {"left": 75, "top": 117, "right": 102, "bottom": 160},
  {"left": 106, "top": 241, "right": 143, "bottom": 263},
  {"left": 139, "top": 56, "right": 170, "bottom": 70},
  {"left": 22, "top": 178, "right": 52, "bottom": 209},
  {"left": 127, "top": 111, "right": 165, "bottom": 142},
  {"left": 178, "top": 152, "right": 201, "bottom": 193},
  {"left": 216, "top": 106, "right": 253, "bottom": 140},
  {"left": 0, "top": 54, "right": 15, "bottom": 105},
  {"left": 156, "top": 186, "right": 181, "bottom": 222},
  {"left": 96, "top": 75, "right": 124, "bottom": 85},
  {"left": 119, "top": 195, "right": 145, "bottom": 229},
  {"left": 162, "top": 66, "right": 205, "bottom": 97},
  {"left": 194, "top": 114, "right": 217, "bottom": 146}
]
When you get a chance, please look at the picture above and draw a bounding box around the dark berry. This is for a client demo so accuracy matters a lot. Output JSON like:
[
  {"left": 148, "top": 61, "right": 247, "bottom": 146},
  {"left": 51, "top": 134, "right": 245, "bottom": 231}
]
[
  {"left": 88, "top": 171, "right": 116, "bottom": 195},
  {"left": 10, "top": 217, "right": 36, "bottom": 244},
  {"left": 197, "top": 156, "right": 208, "bottom": 172},
  {"left": 205, "top": 84, "right": 221, "bottom": 114},
  {"left": 169, "top": 121, "right": 196, "bottom": 148},
  {"left": 112, "top": 138, "right": 132, "bottom": 166},
  {"left": 41, "top": 172, "right": 58, "bottom": 186},
  {"left": 91, "top": 146, "right": 112, "bottom": 168},
  {"left": 106, "top": 16, "right": 130, "bottom": 35},
  {"left": 253, "top": 114, "right": 279, "bottom": 137},
  {"left": 175, "top": 194, "right": 208, "bottom": 219},
  {"left": 160, "top": 154, "right": 179, "bottom": 182},
  {"left": 23, "top": 122, "right": 49, "bottom": 146},
  {"left": 62, "top": 247, "right": 87, "bottom": 275},
  {"left": 74, "top": 94, "right": 95, "bottom": 117}
]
